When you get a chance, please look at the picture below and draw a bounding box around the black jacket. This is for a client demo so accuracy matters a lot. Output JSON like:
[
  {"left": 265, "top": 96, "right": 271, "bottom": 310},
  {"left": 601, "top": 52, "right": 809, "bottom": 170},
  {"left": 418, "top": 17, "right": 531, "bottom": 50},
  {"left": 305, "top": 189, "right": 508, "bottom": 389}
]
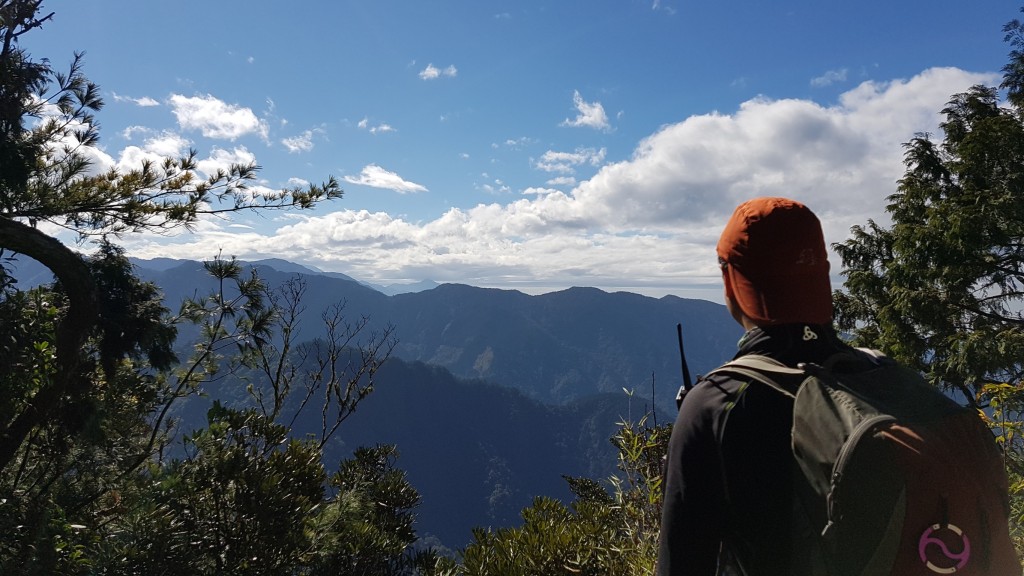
[{"left": 656, "top": 323, "right": 852, "bottom": 576}]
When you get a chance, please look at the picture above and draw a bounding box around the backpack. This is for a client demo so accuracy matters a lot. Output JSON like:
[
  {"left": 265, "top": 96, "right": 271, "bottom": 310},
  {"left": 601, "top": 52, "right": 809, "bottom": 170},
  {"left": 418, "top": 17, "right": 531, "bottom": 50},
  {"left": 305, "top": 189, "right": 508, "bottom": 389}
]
[{"left": 706, "top": 348, "right": 1019, "bottom": 576}]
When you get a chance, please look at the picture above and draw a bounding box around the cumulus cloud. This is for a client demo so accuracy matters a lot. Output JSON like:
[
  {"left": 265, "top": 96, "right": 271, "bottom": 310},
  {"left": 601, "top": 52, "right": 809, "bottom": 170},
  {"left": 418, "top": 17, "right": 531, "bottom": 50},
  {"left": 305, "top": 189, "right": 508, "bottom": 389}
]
[
  {"left": 343, "top": 164, "right": 428, "bottom": 193},
  {"left": 561, "top": 90, "right": 611, "bottom": 131},
  {"left": 121, "top": 125, "right": 151, "bottom": 140},
  {"left": 196, "top": 146, "right": 257, "bottom": 178},
  {"left": 115, "top": 132, "right": 191, "bottom": 172},
  {"left": 419, "top": 63, "right": 458, "bottom": 80},
  {"left": 119, "top": 67, "right": 995, "bottom": 298},
  {"left": 523, "top": 187, "right": 561, "bottom": 196},
  {"left": 169, "top": 94, "right": 269, "bottom": 141}
]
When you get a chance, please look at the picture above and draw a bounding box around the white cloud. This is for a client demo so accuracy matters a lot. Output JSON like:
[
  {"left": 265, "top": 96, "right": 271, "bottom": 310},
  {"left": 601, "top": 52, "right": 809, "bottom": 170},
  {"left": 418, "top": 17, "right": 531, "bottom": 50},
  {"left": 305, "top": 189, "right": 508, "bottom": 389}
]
[
  {"left": 281, "top": 128, "right": 326, "bottom": 153},
  {"left": 504, "top": 136, "right": 534, "bottom": 149},
  {"left": 546, "top": 176, "right": 577, "bottom": 187},
  {"left": 419, "top": 63, "right": 458, "bottom": 80},
  {"left": 281, "top": 132, "right": 314, "bottom": 153},
  {"left": 119, "top": 67, "right": 996, "bottom": 298},
  {"left": 112, "top": 93, "right": 160, "bottom": 107},
  {"left": 811, "top": 68, "right": 849, "bottom": 88},
  {"left": 169, "top": 94, "right": 269, "bottom": 141},
  {"left": 357, "top": 117, "right": 396, "bottom": 134},
  {"left": 343, "top": 164, "right": 428, "bottom": 193},
  {"left": 561, "top": 90, "right": 611, "bottom": 131},
  {"left": 195, "top": 146, "right": 257, "bottom": 179},
  {"left": 522, "top": 187, "right": 561, "bottom": 196},
  {"left": 115, "top": 132, "right": 191, "bottom": 172},
  {"left": 478, "top": 179, "right": 511, "bottom": 195},
  {"left": 533, "top": 147, "right": 607, "bottom": 173},
  {"left": 144, "top": 133, "right": 191, "bottom": 157},
  {"left": 121, "top": 125, "right": 151, "bottom": 140},
  {"left": 651, "top": 0, "right": 677, "bottom": 15}
]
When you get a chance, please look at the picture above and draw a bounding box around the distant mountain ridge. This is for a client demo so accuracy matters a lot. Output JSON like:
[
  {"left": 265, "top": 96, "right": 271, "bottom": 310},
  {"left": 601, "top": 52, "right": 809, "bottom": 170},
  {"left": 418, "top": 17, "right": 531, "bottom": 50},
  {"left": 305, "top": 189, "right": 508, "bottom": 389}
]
[
  {"left": 131, "top": 258, "right": 740, "bottom": 408},
  {"left": 5, "top": 253, "right": 740, "bottom": 548},
  {"left": 5, "top": 254, "right": 739, "bottom": 407},
  {"left": 3, "top": 255, "right": 437, "bottom": 296},
  {"left": 133, "top": 257, "right": 436, "bottom": 295}
]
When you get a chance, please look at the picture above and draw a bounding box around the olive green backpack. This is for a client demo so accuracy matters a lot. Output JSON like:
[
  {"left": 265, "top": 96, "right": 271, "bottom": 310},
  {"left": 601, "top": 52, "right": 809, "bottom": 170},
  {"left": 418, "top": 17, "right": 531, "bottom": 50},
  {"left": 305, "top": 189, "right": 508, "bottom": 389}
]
[{"left": 706, "top": 349, "right": 1018, "bottom": 576}]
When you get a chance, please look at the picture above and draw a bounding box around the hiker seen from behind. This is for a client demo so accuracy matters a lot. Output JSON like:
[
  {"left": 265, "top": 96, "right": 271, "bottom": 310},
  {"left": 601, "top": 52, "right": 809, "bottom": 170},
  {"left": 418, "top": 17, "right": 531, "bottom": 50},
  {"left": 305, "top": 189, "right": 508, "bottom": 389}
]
[{"left": 656, "top": 197, "right": 1018, "bottom": 576}]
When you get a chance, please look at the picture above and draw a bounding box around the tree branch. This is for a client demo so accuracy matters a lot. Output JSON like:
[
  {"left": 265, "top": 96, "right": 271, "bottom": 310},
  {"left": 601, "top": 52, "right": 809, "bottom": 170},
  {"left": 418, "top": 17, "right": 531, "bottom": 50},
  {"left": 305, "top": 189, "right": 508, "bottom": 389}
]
[{"left": 0, "top": 216, "right": 97, "bottom": 470}]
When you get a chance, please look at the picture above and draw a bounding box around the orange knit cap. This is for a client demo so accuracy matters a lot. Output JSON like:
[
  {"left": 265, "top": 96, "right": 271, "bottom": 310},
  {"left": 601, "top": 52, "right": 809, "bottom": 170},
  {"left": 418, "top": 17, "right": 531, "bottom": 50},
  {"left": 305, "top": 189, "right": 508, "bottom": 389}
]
[{"left": 716, "top": 197, "right": 832, "bottom": 326}]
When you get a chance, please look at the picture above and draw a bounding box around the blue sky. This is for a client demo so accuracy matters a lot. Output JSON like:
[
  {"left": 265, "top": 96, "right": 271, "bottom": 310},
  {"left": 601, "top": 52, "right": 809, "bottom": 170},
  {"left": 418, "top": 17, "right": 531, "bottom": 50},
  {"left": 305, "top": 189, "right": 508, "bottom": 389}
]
[{"left": 26, "top": 1, "right": 1016, "bottom": 300}]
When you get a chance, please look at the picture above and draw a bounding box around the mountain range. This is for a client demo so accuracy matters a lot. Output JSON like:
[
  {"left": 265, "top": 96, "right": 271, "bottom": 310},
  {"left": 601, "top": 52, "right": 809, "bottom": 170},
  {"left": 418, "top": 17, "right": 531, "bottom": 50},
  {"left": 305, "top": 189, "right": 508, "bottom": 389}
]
[
  {"left": 8, "top": 254, "right": 742, "bottom": 547},
  {"left": 132, "top": 258, "right": 741, "bottom": 407}
]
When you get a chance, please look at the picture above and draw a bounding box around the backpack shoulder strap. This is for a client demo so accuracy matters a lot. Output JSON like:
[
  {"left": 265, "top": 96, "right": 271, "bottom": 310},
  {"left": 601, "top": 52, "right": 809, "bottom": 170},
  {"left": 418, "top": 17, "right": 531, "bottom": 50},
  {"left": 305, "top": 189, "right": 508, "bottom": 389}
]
[
  {"left": 831, "top": 347, "right": 888, "bottom": 370},
  {"left": 705, "top": 355, "right": 806, "bottom": 398},
  {"left": 706, "top": 348, "right": 880, "bottom": 399},
  {"left": 854, "top": 347, "right": 886, "bottom": 361}
]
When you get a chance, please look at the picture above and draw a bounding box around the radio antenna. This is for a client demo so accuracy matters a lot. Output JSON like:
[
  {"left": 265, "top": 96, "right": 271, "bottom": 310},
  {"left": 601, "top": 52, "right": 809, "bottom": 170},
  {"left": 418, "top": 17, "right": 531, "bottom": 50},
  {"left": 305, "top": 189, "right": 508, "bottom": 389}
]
[{"left": 677, "top": 323, "right": 693, "bottom": 391}]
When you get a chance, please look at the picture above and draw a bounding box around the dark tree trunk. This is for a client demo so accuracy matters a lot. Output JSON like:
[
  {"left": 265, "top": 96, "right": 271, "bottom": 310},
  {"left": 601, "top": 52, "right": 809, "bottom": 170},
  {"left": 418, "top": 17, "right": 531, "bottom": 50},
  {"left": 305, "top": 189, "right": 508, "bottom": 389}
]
[{"left": 0, "top": 217, "right": 97, "bottom": 470}]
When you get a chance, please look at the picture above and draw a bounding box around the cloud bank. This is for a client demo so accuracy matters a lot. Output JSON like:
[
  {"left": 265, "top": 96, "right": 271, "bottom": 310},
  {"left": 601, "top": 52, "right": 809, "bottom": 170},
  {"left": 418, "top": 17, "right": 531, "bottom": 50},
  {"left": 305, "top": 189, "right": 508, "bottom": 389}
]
[{"left": 117, "top": 68, "right": 995, "bottom": 298}]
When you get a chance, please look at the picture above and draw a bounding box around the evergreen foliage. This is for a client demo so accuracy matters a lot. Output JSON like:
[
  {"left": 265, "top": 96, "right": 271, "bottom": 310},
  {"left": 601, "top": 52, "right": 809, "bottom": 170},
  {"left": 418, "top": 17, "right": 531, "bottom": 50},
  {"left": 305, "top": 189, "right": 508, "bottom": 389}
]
[
  {"left": 834, "top": 7, "right": 1024, "bottom": 558},
  {"left": 454, "top": 417, "right": 669, "bottom": 576},
  {"left": 9, "top": 0, "right": 1024, "bottom": 572},
  {"left": 0, "top": 2, "right": 443, "bottom": 573}
]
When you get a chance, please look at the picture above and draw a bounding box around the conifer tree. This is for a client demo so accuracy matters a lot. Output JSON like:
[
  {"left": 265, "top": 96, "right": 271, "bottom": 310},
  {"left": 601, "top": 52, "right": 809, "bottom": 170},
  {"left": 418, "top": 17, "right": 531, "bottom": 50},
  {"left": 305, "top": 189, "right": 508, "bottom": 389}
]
[
  {"left": 0, "top": 3, "right": 444, "bottom": 573},
  {"left": 834, "top": 7, "right": 1024, "bottom": 551}
]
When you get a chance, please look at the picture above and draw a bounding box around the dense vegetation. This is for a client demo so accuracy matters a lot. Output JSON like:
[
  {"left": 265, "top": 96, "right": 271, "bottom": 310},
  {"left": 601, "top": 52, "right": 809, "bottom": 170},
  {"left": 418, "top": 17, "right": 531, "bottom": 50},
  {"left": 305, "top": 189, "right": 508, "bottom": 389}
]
[
  {"left": 2, "top": 0, "right": 1024, "bottom": 573},
  {"left": 0, "top": 1, "right": 437, "bottom": 573},
  {"left": 833, "top": 8, "right": 1024, "bottom": 553}
]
